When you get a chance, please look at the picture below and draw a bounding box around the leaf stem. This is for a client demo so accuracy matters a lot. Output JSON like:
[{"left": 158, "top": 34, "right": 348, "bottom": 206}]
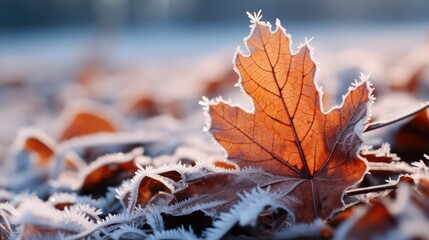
[
  {"left": 364, "top": 102, "right": 429, "bottom": 132},
  {"left": 345, "top": 183, "right": 396, "bottom": 196}
]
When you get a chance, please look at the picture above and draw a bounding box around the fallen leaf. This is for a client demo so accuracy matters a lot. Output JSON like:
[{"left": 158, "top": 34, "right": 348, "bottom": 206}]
[
  {"left": 125, "top": 95, "right": 184, "bottom": 118},
  {"left": 159, "top": 170, "right": 183, "bottom": 182},
  {"left": 339, "top": 201, "right": 396, "bottom": 239},
  {"left": 338, "top": 184, "right": 429, "bottom": 240},
  {"left": 115, "top": 164, "right": 189, "bottom": 212},
  {"left": 206, "top": 13, "right": 372, "bottom": 222},
  {"left": 127, "top": 97, "right": 162, "bottom": 117},
  {"left": 80, "top": 159, "right": 137, "bottom": 196},
  {"left": 359, "top": 144, "right": 401, "bottom": 187},
  {"left": 173, "top": 170, "right": 283, "bottom": 213},
  {"left": 78, "top": 148, "right": 143, "bottom": 196},
  {"left": 391, "top": 109, "right": 429, "bottom": 162},
  {"left": 12, "top": 129, "right": 57, "bottom": 168},
  {"left": 56, "top": 102, "right": 119, "bottom": 141},
  {"left": 327, "top": 206, "right": 355, "bottom": 229},
  {"left": 361, "top": 144, "right": 400, "bottom": 164},
  {"left": 202, "top": 187, "right": 291, "bottom": 239},
  {"left": 59, "top": 112, "right": 117, "bottom": 141},
  {"left": 23, "top": 136, "right": 54, "bottom": 167},
  {"left": 125, "top": 176, "right": 172, "bottom": 209}
]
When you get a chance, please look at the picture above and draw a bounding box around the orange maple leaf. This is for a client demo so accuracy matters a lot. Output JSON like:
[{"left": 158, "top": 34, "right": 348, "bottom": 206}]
[{"left": 205, "top": 12, "right": 373, "bottom": 222}]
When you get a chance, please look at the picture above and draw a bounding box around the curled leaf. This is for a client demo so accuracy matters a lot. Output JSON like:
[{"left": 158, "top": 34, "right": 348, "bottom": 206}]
[{"left": 11, "top": 128, "right": 56, "bottom": 168}]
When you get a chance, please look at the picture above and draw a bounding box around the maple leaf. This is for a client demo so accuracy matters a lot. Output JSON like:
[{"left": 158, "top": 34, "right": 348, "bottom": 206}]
[{"left": 203, "top": 12, "right": 373, "bottom": 222}]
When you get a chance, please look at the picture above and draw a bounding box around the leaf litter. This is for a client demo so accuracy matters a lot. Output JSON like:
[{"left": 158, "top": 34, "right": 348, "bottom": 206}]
[{"left": 0, "top": 10, "right": 428, "bottom": 239}]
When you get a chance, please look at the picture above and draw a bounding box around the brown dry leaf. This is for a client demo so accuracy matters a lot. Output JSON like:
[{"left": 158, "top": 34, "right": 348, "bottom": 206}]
[
  {"left": 126, "top": 97, "right": 183, "bottom": 118},
  {"left": 205, "top": 13, "right": 372, "bottom": 222},
  {"left": 24, "top": 137, "right": 55, "bottom": 167},
  {"left": 391, "top": 109, "right": 429, "bottom": 162},
  {"left": 340, "top": 201, "right": 396, "bottom": 239},
  {"left": 174, "top": 172, "right": 262, "bottom": 206},
  {"left": 358, "top": 144, "right": 402, "bottom": 187},
  {"left": 127, "top": 97, "right": 162, "bottom": 117},
  {"left": 339, "top": 185, "right": 429, "bottom": 239},
  {"left": 171, "top": 169, "right": 286, "bottom": 218},
  {"left": 360, "top": 144, "right": 400, "bottom": 164},
  {"left": 79, "top": 150, "right": 141, "bottom": 196},
  {"left": 59, "top": 111, "right": 117, "bottom": 141},
  {"left": 122, "top": 176, "right": 172, "bottom": 209},
  {"left": 158, "top": 170, "right": 183, "bottom": 182},
  {"left": 12, "top": 129, "right": 57, "bottom": 167},
  {"left": 80, "top": 160, "right": 137, "bottom": 196},
  {"left": 328, "top": 207, "right": 355, "bottom": 229}
]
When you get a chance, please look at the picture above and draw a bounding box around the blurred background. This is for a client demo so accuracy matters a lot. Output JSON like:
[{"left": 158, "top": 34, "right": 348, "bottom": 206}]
[
  {"left": 2, "top": 0, "right": 429, "bottom": 58},
  {"left": 0, "top": 0, "right": 429, "bottom": 159}
]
